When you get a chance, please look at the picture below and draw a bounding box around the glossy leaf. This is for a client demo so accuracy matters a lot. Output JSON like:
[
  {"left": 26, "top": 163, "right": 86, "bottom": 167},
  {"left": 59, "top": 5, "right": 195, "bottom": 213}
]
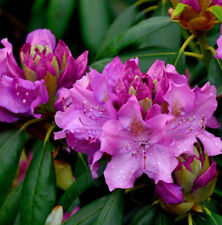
[
  {"left": 63, "top": 196, "right": 107, "bottom": 225},
  {"left": 47, "top": 0, "right": 76, "bottom": 38},
  {"left": 0, "top": 181, "right": 23, "bottom": 225},
  {"left": 129, "top": 205, "right": 157, "bottom": 225},
  {"left": 93, "top": 189, "right": 124, "bottom": 225},
  {"left": 20, "top": 140, "right": 56, "bottom": 225},
  {"left": 58, "top": 171, "right": 94, "bottom": 211},
  {"left": 0, "top": 129, "right": 25, "bottom": 207},
  {"left": 79, "top": 0, "right": 109, "bottom": 53},
  {"left": 102, "top": 4, "right": 138, "bottom": 46},
  {"left": 208, "top": 57, "right": 222, "bottom": 95},
  {"left": 96, "top": 16, "right": 173, "bottom": 59},
  {"left": 29, "top": 0, "right": 47, "bottom": 30},
  {"left": 137, "top": 1, "right": 181, "bottom": 51}
]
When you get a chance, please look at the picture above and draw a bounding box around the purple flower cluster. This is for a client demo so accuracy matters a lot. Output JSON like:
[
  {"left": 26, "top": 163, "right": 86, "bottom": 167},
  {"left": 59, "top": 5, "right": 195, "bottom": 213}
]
[
  {"left": 0, "top": 29, "right": 88, "bottom": 122},
  {"left": 0, "top": 28, "right": 221, "bottom": 196},
  {"left": 54, "top": 57, "right": 222, "bottom": 191}
]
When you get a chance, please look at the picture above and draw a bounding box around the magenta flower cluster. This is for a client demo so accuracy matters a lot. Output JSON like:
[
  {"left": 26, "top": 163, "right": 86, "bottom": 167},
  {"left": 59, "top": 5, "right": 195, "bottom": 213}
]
[
  {"left": 1, "top": 29, "right": 222, "bottom": 196},
  {"left": 0, "top": 29, "right": 88, "bottom": 122},
  {"left": 54, "top": 57, "right": 222, "bottom": 191}
]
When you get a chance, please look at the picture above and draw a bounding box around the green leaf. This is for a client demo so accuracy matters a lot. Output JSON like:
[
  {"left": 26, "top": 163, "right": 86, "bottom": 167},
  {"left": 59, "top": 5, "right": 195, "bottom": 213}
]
[
  {"left": 155, "top": 208, "right": 174, "bottom": 225},
  {"left": 20, "top": 140, "right": 56, "bottom": 225},
  {"left": 0, "top": 129, "right": 25, "bottom": 207},
  {"left": 46, "top": 0, "right": 76, "bottom": 38},
  {"left": 129, "top": 205, "right": 157, "bottom": 225},
  {"left": 79, "top": 0, "right": 109, "bottom": 53},
  {"left": 209, "top": 5, "right": 222, "bottom": 22},
  {"left": 102, "top": 4, "right": 138, "bottom": 46},
  {"left": 63, "top": 196, "right": 107, "bottom": 225},
  {"left": 194, "top": 210, "right": 222, "bottom": 225},
  {"left": 96, "top": 16, "right": 173, "bottom": 60},
  {"left": 137, "top": 1, "right": 181, "bottom": 51},
  {"left": 0, "top": 181, "right": 23, "bottom": 225},
  {"left": 93, "top": 189, "right": 124, "bottom": 225},
  {"left": 208, "top": 57, "right": 222, "bottom": 96},
  {"left": 58, "top": 171, "right": 94, "bottom": 210},
  {"left": 29, "top": 0, "right": 47, "bottom": 30},
  {"left": 171, "top": 3, "right": 187, "bottom": 19}
]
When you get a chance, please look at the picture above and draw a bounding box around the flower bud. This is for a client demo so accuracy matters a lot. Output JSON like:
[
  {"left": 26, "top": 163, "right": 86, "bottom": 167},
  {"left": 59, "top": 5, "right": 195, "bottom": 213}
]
[{"left": 156, "top": 145, "right": 217, "bottom": 214}]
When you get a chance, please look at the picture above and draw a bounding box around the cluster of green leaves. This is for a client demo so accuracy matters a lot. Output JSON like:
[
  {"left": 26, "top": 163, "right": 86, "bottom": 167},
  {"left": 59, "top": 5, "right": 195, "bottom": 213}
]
[{"left": 0, "top": 0, "right": 222, "bottom": 225}]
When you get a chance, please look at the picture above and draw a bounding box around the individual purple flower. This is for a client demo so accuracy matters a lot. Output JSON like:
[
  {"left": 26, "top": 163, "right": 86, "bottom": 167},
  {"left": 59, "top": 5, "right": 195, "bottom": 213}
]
[
  {"left": 156, "top": 145, "right": 217, "bottom": 214},
  {"left": 216, "top": 25, "right": 222, "bottom": 59},
  {"left": 102, "top": 95, "right": 177, "bottom": 191},
  {"left": 164, "top": 81, "right": 222, "bottom": 157},
  {"left": 0, "top": 29, "right": 88, "bottom": 123}
]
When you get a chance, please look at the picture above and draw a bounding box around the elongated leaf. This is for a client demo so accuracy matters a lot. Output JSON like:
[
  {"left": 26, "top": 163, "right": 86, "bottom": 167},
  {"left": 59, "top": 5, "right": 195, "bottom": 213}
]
[
  {"left": 194, "top": 211, "right": 222, "bottom": 225},
  {"left": 79, "top": 0, "right": 109, "bottom": 52},
  {"left": 138, "top": 1, "right": 181, "bottom": 51},
  {"left": 63, "top": 196, "right": 107, "bottom": 225},
  {"left": 96, "top": 16, "right": 173, "bottom": 59},
  {"left": 59, "top": 171, "right": 93, "bottom": 210},
  {"left": 29, "top": 0, "right": 47, "bottom": 30},
  {"left": 20, "top": 140, "right": 56, "bottom": 225},
  {"left": 208, "top": 57, "right": 222, "bottom": 95},
  {"left": 0, "top": 129, "right": 25, "bottom": 207},
  {"left": 155, "top": 208, "right": 174, "bottom": 225},
  {"left": 93, "top": 189, "right": 124, "bottom": 225},
  {"left": 47, "top": 0, "right": 76, "bottom": 38},
  {"left": 129, "top": 205, "right": 157, "bottom": 225},
  {"left": 102, "top": 4, "right": 138, "bottom": 46},
  {"left": 0, "top": 181, "right": 23, "bottom": 225}
]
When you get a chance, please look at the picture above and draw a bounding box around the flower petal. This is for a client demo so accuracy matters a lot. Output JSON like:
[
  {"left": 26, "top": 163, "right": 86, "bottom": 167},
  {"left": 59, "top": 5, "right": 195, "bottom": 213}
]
[
  {"left": 104, "top": 150, "right": 143, "bottom": 191},
  {"left": 26, "top": 29, "right": 56, "bottom": 50},
  {"left": 156, "top": 181, "right": 184, "bottom": 204},
  {"left": 198, "top": 131, "right": 222, "bottom": 156}
]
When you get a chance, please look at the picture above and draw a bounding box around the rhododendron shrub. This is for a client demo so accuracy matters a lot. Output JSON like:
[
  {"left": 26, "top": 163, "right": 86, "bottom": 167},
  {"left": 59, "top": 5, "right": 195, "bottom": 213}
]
[{"left": 0, "top": 0, "right": 222, "bottom": 224}]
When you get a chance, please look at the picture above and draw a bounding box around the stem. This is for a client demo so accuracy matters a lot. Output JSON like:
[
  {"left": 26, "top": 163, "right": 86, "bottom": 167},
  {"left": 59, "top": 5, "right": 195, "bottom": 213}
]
[
  {"left": 136, "top": 0, "right": 156, "bottom": 5},
  {"left": 174, "top": 34, "right": 196, "bottom": 67},
  {"left": 214, "top": 20, "right": 222, "bottom": 24},
  {"left": 144, "top": 5, "right": 158, "bottom": 13},
  {"left": 77, "top": 152, "right": 89, "bottom": 171},
  {"left": 198, "top": 32, "right": 212, "bottom": 68},
  {"left": 188, "top": 213, "right": 193, "bottom": 225},
  {"left": 19, "top": 118, "right": 43, "bottom": 132},
  {"left": 125, "top": 183, "right": 150, "bottom": 193},
  {"left": 184, "top": 51, "right": 203, "bottom": 59},
  {"left": 44, "top": 123, "right": 56, "bottom": 145}
]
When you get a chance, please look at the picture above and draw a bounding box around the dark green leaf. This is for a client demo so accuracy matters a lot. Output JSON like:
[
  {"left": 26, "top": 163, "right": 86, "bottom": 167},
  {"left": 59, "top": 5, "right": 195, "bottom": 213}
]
[
  {"left": 194, "top": 210, "right": 222, "bottom": 225},
  {"left": 155, "top": 208, "right": 174, "bottom": 225},
  {"left": 20, "top": 140, "right": 56, "bottom": 225},
  {"left": 46, "top": 0, "right": 76, "bottom": 38},
  {"left": 59, "top": 171, "right": 94, "bottom": 210},
  {"left": 208, "top": 57, "right": 222, "bottom": 95},
  {"left": 96, "top": 16, "right": 173, "bottom": 59},
  {"left": 79, "top": 0, "right": 109, "bottom": 53},
  {"left": 129, "top": 205, "right": 157, "bottom": 225},
  {"left": 102, "top": 4, "right": 138, "bottom": 46},
  {"left": 0, "top": 181, "right": 23, "bottom": 225},
  {"left": 0, "top": 129, "right": 25, "bottom": 207},
  {"left": 63, "top": 196, "right": 107, "bottom": 225},
  {"left": 29, "top": 0, "right": 47, "bottom": 30},
  {"left": 137, "top": 1, "right": 181, "bottom": 51},
  {"left": 93, "top": 189, "right": 124, "bottom": 225}
]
